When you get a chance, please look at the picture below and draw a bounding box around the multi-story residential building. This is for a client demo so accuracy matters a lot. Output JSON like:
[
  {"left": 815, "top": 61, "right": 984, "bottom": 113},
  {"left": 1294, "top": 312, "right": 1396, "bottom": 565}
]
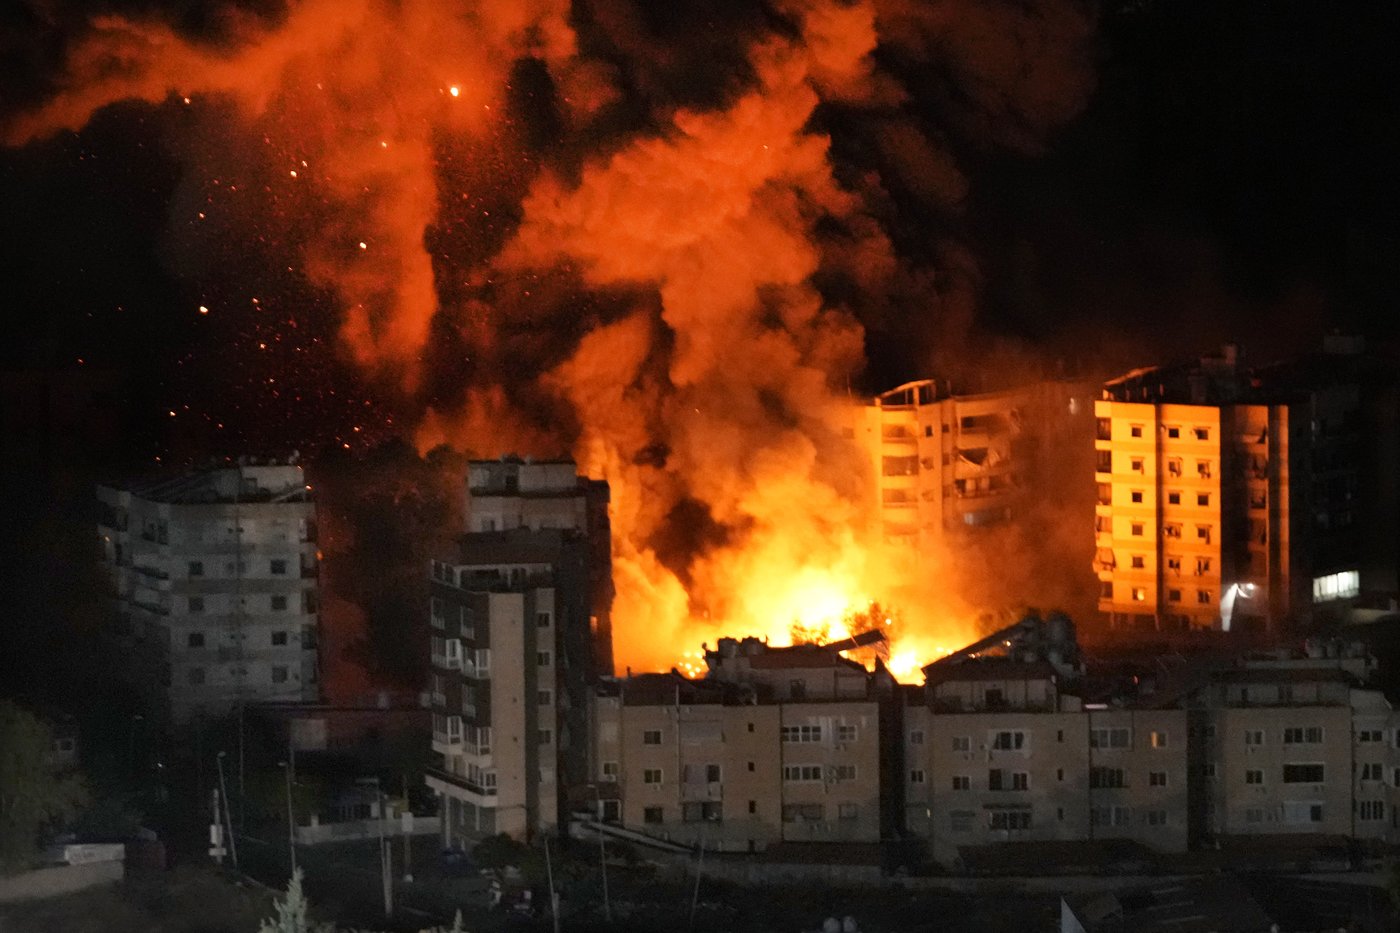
[
  {"left": 904, "top": 616, "right": 1188, "bottom": 865},
  {"left": 588, "top": 638, "right": 893, "bottom": 852},
  {"left": 837, "top": 378, "right": 1092, "bottom": 546},
  {"left": 425, "top": 459, "right": 612, "bottom": 846},
  {"left": 583, "top": 614, "right": 1400, "bottom": 867},
  {"left": 1185, "top": 643, "right": 1398, "bottom": 844},
  {"left": 1095, "top": 340, "right": 1398, "bottom": 632},
  {"left": 96, "top": 460, "right": 320, "bottom": 723}
]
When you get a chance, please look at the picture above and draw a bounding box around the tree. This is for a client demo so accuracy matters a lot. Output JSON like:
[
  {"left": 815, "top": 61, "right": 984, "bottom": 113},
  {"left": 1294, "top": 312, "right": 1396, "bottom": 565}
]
[
  {"left": 258, "top": 868, "right": 470, "bottom": 932},
  {"left": 471, "top": 833, "right": 530, "bottom": 882},
  {"left": 0, "top": 702, "right": 89, "bottom": 872}
]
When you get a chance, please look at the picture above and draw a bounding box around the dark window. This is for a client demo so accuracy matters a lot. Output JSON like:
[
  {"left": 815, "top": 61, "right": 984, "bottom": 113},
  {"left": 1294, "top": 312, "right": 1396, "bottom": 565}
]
[
  {"left": 188, "top": 632, "right": 205, "bottom": 648},
  {"left": 188, "top": 561, "right": 204, "bottom": 577},
  {"left": 272, "top": 631, "right": 288, "bottom": 646},
  {"left": 272, "top": 666, "right": 288, "bottom": 683},
  {"left": 271, "top": 595, "right": 288, "bottom": 612},
  {"left": 643, "top": 807, "right": 663, "bottom": 824},
  {"left": 188, "top": 596, "right": 205, "bottom": 613},
  {"left": 270, "top": 559, "right": 288, "bottom": 575}
]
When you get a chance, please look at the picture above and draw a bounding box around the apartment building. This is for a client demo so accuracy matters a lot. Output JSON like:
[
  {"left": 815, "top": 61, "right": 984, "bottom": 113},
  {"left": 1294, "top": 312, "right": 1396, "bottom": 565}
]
[
  {"left": 1185, "top": 644, "right": 1400, "bottom": 844},
  {"left": 836, "top": 378, "right": 1091, "bottom": 545},
  {"left": 96, "top": 461, "right": 320, "bottom": 723},
  {"left": 1095, "top": 341, "right": 1397, "bottom": 632},
  {"left": 425, "top": 459, "right": 612, "bottom": 846},
  {"left": 906, "top": 657, "right": 1188, "bottom": 865},
  {"left": 589, "top": 638, "right": 892, "bottom": 852}
]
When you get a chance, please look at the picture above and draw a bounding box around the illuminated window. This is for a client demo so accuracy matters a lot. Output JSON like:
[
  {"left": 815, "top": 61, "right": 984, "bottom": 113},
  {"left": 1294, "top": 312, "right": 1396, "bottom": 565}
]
[
  {"left": 1197, "top": 590, "right": 1212, "bottom": 605},
  {"left": 1132, "top": 588, "right": 1146, "bottom": 602},
  {"left": 1312, "top": 570, "right": 1359, "bottom": 602},
  {"left": 1150, "top": 731, "right": 1169, "bottom": 748}
]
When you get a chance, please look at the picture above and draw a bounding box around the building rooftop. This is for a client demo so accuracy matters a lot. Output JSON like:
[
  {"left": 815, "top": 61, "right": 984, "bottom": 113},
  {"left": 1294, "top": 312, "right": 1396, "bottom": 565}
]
[
  {"left": 923, "top": 658, "right": 1060, "bottom": 684},
  {"left": 102, "top": 462, "right": 309, "bottom": 505},
  {"left": 1062, "top": 876, "right": 1274, "bottom": 933},
  {"left": 450, "top": 527, "right": 580, "bottom": 566}
]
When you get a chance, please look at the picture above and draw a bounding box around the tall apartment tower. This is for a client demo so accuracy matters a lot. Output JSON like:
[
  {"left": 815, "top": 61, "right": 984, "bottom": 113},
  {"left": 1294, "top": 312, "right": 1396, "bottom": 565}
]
[
  {"left": 97, "top": 461, "right": 320, "bottom": 723},
  {"left": 1094, "top": 342, "right": 1387, "bottom": 632},
  {"left": 838, "top": 378, "right": 1090, "bottom": 546},
  {"left": 426, "top": 458, "right": 613, "bottom": 844}
]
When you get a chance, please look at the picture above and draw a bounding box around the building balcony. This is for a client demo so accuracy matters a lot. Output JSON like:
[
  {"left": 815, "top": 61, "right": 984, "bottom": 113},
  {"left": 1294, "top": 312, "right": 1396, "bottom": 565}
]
[{"left": 425, "top": 766, "right": 498, "bottom": 801}]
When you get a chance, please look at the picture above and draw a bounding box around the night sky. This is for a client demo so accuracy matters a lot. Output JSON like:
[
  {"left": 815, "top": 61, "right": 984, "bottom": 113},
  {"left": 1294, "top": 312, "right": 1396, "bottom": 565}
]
[
  {"left": 2, "top": 0, "right": 1395, "bottom": 464},
  {"left": 2, "top": 0, "right": 1398, "bottom": 697}
]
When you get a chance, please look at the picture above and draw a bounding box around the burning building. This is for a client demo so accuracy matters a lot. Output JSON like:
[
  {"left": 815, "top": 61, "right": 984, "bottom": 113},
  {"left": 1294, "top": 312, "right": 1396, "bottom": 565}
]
[{"left": 96, "top": 460, "right": 321, "bottom": 723}]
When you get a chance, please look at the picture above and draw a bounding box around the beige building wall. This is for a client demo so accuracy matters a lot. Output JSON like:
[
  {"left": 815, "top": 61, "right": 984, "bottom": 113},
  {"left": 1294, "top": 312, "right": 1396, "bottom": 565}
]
[
  {"left": 1084, "top": 709, "right": 1190, "bottom": 853},
  {"left": 776, "top": 703, "right": 882, "bottom": 843}
]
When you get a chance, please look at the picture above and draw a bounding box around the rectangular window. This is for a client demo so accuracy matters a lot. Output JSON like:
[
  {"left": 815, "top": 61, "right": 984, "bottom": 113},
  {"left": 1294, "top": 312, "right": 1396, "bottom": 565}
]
[
  {"left": 681, "top": 802, "right": 722, "bottom": 822},
  {"left": 882, "top": 455, "right": 918, "bottom": 476},
  {"left": 1131, "top": 522, "right": 1144, "bottom": 537},
  {"left": 831, "top": 765, "right": 856, "bottom": 781},
  {"left": 1149, "top": 771, "right": 1168, "bottom": 787},
  {"left": 1146, "top": 810, "right": 1168, "bottom": 827},
  {"left": 909, "top": 769, "right": 926, "bottom": 785},
  {"left": 1131, "top": 555, "right": 1145, "bottom": 569},
  {"left": 909, "top": 729, "right": 925, "bottom": 745},
  {"left": 1130, "top": 457, "right": 1144, "bottom": 472},
  {"left": 952, "top": 735, "right": 970, "bottom": 752},
  {"left": 1089, "top": 767, "right": 1126, "bottom": 789},
  {"left": 990, "top": 730, "right": 1026, "bottom": 751},
  {"left": 270, "top": 559, "right": 288, "bottom": 575},
  {"left": 1090, "top": 728, "right": 1131, "bottom": 749},
  {"left": 1132, "top": 587, "right": 1147, "bottom": 602},
  {"left": 1283, "top": 764, "right": 1325, "bottom": 783},
  {"left": 1360, "top": 762, "right": 1382, "bottom": 782},
  {"left": 643, "top": 769, "right": 662, "bottom": 785},
  {"left": 1358, "top": 729, "right": 1382, "bottom": 743},
  {"left": 782, "top": 765, "right": 823, "bottom": 782},
  {"left": 1011, "top": 772, "right": 1029, "bottom": 790},
  {"left": 1131, "top": 491, "right": 1144, "bottom": 504},
  {"left": 1283, "top": 727, "right": 1323, "bottom": 744},
  {"left": 537, "top": 690, "right": 553, "bottom": 706},
  {"left": 1283, "top": 801, "right": 1324, "bottom": 824},
  {"left": 838, "top": 803, "right": 858, "bottom": 821},
  {"left": 1130, "top": 424, "right": 1143, "bottom": 438},
  {"left": 1312, "top": 570, "right": 1360, "bottom": 602},
  {"left": 988, "top": 809, "right": 1032, "bottom": 831},
  {"left": 535, "top": 729, "right": 552, "bottom": 745},
  {"left": 781, "top": 725, "right": 823, "bottom": 743},
  {"left": 837, "top": 724, "right": 858, "bottom": 742},
  {"left": 643, "top": 807, "right": 663, "bottom": 824},
  {"left": 537, "top": 651, "right": 551, "bottom": 667},
  {"left": 642, "top": 729, "right": 662, "bottom": 745},
  {"left": 188, "top": 632, "right": 205, "bottom": 648},
  {"left": 271, "top": 666, "right": 288, "bottom": 684},
  {"left": 1168, "top": 589, "right": 1182, "bottom": 602},
  {"left": 1090, "top": 806, "right": 1131, "bottom": 828},
  {"left": 1197, "top": 589, "right": 1213, "bottom": 605},
  {"left": 1194, "top": 427, "right": 1209, "bottom": 441},
  {"left": 473, "top": 648, "right": 491, "bottom": 673},
  {"left": 1168, "top": 491, "right": 1181, "bottom": 505},
  {"left": 1245, "top": 769, "right": 1264, "bottom": 785},
  {"left": 1245, "top": 729, "right": 1264, "bottom": 746},
  {"left": 1359, "top": 801, "right": 1385, "bottom": 821},
  {"left": 781, "top": 804, "right": 825, "bottom": 823},
  {"left": 1197, "top": 460, "right": 1212, "bottom": 478},
  {"left": 601, "top": 761, "right": 618, "bottom": 781},
  {"left": 188, "top": 561, "right": 204, "bottom": 577},
  {"left": 271, "top": 631, "right": 287, "bottom": 646},
  {"left": 271, "top": 595, "right": 288, "bottom": 612},
  {"left": 188, "top": 596, "right": 205, "bottom": 614},
  {"left": 1150, "top": 731, "right": 1169, "bottom": 749},
  {"left": 951, "top": 775, "right": 970, "bottom": 791}
]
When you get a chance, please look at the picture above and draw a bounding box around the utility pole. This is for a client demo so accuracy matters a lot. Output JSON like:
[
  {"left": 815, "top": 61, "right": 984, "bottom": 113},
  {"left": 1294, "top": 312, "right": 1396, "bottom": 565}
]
[
  {"left": 216, "top": 751, "right": 238, "bottom": 870},
  {"left": 280, "top": 760, "right": 296, "bottom": 875},
  {"left": 401, "top": 773, "right": 413, "bottom": 882},
  {"left": 378, "top": 789, "right": 393, "bottom": 918},
  {"left": 688, "top": 821, "right": 708, "bottom": 931},
  {"left": 591, "top": 785, "right": 611, "bottom": 923},
  {"left": 544, "top": 835, "right": 561, "bottom": 933}
]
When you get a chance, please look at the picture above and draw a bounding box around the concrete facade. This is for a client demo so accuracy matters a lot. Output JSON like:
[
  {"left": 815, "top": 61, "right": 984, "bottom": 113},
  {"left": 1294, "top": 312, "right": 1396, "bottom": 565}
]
[
  {"left": 425, "top": 459, "right": 612, "bottom": 846},
  {"left": 96, "top": 462, "right": 319, "bottom": 723}
]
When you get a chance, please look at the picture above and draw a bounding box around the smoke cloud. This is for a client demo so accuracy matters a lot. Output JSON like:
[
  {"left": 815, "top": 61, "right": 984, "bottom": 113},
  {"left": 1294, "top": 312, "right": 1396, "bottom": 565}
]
[{"left": 4, "top": 0, "right": 1098, "bottom": 675}]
